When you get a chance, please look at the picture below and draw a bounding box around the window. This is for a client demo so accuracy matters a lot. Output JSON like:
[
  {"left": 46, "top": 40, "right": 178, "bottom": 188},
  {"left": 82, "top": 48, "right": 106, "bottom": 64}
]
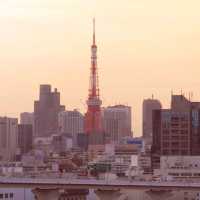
[
  {"left": 0, "top": 194, "right": 3, "bottom": 199},
  {"left": 172, "top": 142, "right": 179, "bottom": 146},
  {"left": 163, "top": 136, "right": 170, "bottom": 140},
  {"left": 171, "top": 123, "right": 179, "bottom": 127},
  {"left": 181, "top": 123, "right": 188, "bottom": 128},
  {"left": 171, "top": 117, "right": 179, "bottom": 121},
  {"left": 163, "top": 130, "right": 170, "bottom": 135},
  {"left": 163, "top": 142, "right": 170, "bottom": 148},
  {"left": 181, "top": 130, "right": 188, "bottom": 135},
  {"left": 181, "top": 150, "right": 188, "bottom": 155},
  {"left": 172, "top": 136, "right": 179, "bottom": 140},
  {"left": 5, "top": 193, "right": 8, "bottom": 198},
  {"left": 171, "top": 129, "right": 179, "bottom": 134},
  {"left": 181, "top": 142, "right": 188, "bottom": 148}
]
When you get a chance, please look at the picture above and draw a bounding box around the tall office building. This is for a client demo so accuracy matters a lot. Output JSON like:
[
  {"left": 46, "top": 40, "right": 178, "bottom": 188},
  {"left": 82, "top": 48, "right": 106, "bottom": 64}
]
[
  {"left": 18, "top": 124, "right": 33, "bottom": 155},
  {"left": 103, "top": 105, "right": 132, "bottom": 143},
  {"left": 20, "top": 112, "right": 34, "bottom": 125},
  {"left": 152, "top": 94, "right": 200, "bottom": 159},
  {"left": 34, "top": 85, "right": 65, "bottom": 137},
  {"left": 0, "top": 117, "right": 18, "bottom": 161},
  {"left": 142, "top": 98, "right": 162, "bottom": 145},
  {"left": 58, "top": 110, "right": 84, "bottom": 145}
]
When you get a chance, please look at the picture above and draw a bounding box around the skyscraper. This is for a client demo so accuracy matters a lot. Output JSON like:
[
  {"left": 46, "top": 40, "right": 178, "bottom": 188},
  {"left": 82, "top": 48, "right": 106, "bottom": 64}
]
[
  {"left": 151, "top": 95, "right": 191, "bottom": 169},
  {"left": 0, "top": 117, "right": 18, "bottom": 161},
  {"left": 84, "top": 19, "right": 102, "bottom": 136},
  {"left": 34, "top": 85, "right": 65, "bottom": 137},
  {"left": 18, "top": 124, "right": 33, "bottom": 155},
  {"left": 103, "top": 105, "right": 132, "bottom": 143},
  {"left": 142, "top": 98, "right": 162, "bottom": 145},
  {"left": 58, "top": 110, "right": 84, "bottom": 146},
  {"left": 152, "top": 95, "right": 200, "bottom": 158}
]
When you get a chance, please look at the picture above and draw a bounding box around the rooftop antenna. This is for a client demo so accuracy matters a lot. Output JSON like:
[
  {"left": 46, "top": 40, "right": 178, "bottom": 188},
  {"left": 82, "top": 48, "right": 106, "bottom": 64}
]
[{"left": 93, "top": 17, "right": 96, "bottom": 45}]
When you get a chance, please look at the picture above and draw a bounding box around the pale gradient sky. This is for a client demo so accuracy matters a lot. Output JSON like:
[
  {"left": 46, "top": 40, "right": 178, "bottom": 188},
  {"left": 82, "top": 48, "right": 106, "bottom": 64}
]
[{"left": 0, "top": 0, "right": 200, "bottom": 136}]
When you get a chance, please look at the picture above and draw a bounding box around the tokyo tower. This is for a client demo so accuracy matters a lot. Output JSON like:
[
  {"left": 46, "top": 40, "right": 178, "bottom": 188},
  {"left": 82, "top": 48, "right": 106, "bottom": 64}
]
[{"left": 85, "top": 19, "right": 102, "bottom": 134}]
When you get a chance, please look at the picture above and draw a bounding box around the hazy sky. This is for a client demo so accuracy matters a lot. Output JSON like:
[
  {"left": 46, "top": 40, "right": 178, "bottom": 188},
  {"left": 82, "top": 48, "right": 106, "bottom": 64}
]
[{"left": 0, "top": 0, "right": 200, "bottom": 135}]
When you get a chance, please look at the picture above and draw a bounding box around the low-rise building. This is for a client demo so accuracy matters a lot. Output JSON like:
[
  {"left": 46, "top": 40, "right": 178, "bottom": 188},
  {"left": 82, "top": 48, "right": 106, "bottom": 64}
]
[{"left": 160, "top": 156, "right": 200, "bottom": 181}]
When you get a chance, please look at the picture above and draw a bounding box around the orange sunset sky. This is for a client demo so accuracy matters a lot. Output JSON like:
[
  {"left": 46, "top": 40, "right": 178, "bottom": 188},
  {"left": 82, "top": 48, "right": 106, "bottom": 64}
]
[{"left": 0, "top": 0, "right": 200, "bottom": 136}]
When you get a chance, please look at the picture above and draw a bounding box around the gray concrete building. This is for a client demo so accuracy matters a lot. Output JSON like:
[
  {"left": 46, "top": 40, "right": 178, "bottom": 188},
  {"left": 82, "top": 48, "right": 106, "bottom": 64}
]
[{"left": 34, "top": 85, "right": 65, "bottom": 137}]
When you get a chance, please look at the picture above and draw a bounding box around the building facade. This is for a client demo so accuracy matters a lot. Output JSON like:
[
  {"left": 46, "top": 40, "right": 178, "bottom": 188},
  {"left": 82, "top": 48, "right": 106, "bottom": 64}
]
[
  {"left": 103, "top": 105, "right": 132, "bottom": 143},
  {"left": 160, "top": 156, "right": 200, "bottom": 181},
  {"left": 34, "top": 85, "right": 65, "bottom": 137},
  {"left": 20, "top": 112, "right": 34, "bottom": 125},
  {"left": 58, "top": 110, "right": 84, "bottom": 146},
  {"left": 142, "top": 98, "right": 161, "bottom": 145},
  {"left": 18, "top": 124, "right": 33, "bottom": 155},
  {"left": 0, "top": 117, "right": 18, "bottom": 161},
  {"left": 152, "top": 95, "right": 200, "bottom": 168}
]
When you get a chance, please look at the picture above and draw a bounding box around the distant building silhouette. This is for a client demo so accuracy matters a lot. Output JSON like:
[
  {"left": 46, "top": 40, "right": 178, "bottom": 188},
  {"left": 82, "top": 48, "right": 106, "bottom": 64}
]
[
  {"left": 20, "top": 112, "right": 34, "bottom": 125},
  {"left": 18, "top": 124, "right": 33, "bottom": 155},
  {"left": 34, "top": 85, "right": 65, "bottom": 137},
  {"left": 0, "top": 117, "right": 18, "bottom": 161},
  {"left": 142, "top": 98, "right": 162, "bottom": 145}
]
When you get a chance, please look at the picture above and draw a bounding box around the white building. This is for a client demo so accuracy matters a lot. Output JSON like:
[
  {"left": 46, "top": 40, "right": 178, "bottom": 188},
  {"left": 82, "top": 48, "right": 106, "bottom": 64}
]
[
  {"left": 58, "top": 110, "right": 84, "bottom": 145},
  {"left": 160, "top": 156, "right": 200, "bottom": 181},
  {"left": 0, "top": 117, "right": 18, "bottom": 161},
  {"left": 103, "top": 105, "right": 132, "bottom": 143},
  {"left": 0, "top": 188, "right": 34, "bottom": 200}
]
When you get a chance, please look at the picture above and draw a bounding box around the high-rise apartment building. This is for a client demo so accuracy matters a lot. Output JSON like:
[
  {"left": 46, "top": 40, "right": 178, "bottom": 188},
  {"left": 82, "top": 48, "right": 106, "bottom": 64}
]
[
  {"left": 0, "top": 117, "right": 18, "bottom": 161},
  {"left": 103, "top": 105, "right": 132, "bottom": 143},
  {"left": 18, "top": 124, "right": 33, "bottom": 155},
  {"left": 142, "top": 98, "right": 161, "bottom": 145},
  {"left": 58, "top": 110, "right": 84, "bottom": 145},
  {"left": 152, "top": 95, "right": 200, "bottom": 159},
  {"left": 34, "top": 85, "right": 65, "bottom": 137}
]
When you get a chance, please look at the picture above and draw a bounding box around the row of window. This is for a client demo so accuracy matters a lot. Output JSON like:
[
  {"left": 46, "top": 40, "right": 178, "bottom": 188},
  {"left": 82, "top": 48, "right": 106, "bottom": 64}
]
[
  {"left": 0, "top": 193, "right": 13, "bottom": 199},
  {"left": 162, "top": 142, "right": 189, "bottom": 147},
  {"left": 162, "top": 150, "right": 189, "bottom": 155},
  {"left": 168, "top": 173, "right": 200, "bottom": 177},
  {"left": 163, "top": 129, "right": 189, "bottom": 135}
]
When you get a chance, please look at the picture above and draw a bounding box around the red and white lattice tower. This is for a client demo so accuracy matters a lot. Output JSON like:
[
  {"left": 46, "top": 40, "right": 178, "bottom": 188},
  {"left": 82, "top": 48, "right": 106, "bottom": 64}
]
[{"left": 85, "top": 18, "right": 102, "bottom": 134}]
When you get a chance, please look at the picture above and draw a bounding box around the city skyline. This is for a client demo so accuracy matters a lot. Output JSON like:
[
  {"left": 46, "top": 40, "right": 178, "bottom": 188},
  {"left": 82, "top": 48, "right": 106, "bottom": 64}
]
[{"left": 0, "top": 0, "right": 200, "bottom": 135}]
